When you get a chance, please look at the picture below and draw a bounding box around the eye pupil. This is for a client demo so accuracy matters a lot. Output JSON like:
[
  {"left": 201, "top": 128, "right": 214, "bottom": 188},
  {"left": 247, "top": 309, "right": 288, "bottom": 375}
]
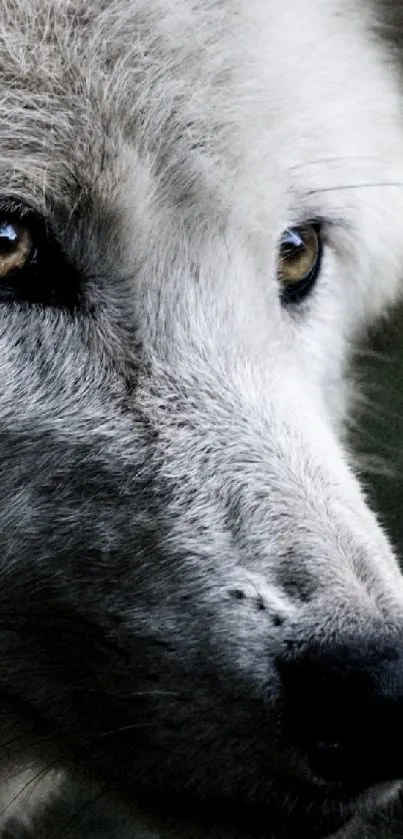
[{"left": 278, "top": 224, "right": 322, "bottom": 304}]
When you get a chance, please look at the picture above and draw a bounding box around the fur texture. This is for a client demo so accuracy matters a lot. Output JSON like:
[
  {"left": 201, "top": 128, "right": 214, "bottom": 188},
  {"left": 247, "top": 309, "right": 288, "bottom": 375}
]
[{"left": 1, "top": 1, "right": 403, "bottom": 837}]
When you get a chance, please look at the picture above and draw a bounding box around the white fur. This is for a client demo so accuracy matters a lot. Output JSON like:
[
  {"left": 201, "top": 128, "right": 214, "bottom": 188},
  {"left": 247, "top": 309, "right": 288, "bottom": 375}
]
[{"left": 1, "top": 1, "right": 403, "bottom": 837}]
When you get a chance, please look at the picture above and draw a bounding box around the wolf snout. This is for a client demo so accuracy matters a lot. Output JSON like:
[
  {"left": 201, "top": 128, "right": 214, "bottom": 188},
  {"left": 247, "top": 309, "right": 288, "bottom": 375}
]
[{"left": 278, "top": 636, "right": 403, "bottom": 789}]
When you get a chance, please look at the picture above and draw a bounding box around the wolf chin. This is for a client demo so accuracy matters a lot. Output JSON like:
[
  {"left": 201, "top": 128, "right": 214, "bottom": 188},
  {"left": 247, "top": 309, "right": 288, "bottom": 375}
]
[{"left": 2, "top": 0, "right": 403, "bottom": 837}]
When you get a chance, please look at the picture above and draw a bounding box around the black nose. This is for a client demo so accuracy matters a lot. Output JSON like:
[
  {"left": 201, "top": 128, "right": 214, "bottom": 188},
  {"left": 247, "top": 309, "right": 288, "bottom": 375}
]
[{"left": 278, "top": 636, "right": 403, "bottom": 789}]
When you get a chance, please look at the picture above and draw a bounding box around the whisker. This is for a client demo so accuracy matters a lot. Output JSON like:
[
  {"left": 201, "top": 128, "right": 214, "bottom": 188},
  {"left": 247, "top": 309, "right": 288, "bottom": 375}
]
[
  {"left": 75, "top": 721, "right": 157, "bottom": 757},
  {"left": 85, "top": 687, "right": 182, "bottom": 700},
  {"left": 0, "top": 732, "right": 54, "bottom": 754},
  {"left": 289, "top": 155, "right": 403, "bottom": 173},
  {"left": 307, "top": 181, "right": 403, "bottom": 195},
  {"left": 0, "top": 761, "right": 59, "bottom": 821},
  {"left": 0, "top": 720, "right": 156, "bottom": 823}
]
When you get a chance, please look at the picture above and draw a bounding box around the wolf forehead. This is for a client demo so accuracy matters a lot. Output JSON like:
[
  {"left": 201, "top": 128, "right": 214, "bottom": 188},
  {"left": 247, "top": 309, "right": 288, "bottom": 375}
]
[{"left": 0, "top": 3, "right": 398, "bottom": 190}]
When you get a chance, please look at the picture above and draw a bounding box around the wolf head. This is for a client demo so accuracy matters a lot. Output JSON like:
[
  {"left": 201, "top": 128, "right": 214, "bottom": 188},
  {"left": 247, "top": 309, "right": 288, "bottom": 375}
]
[{"left": 1, "top": 1, "right": 403, "bottom": 837}]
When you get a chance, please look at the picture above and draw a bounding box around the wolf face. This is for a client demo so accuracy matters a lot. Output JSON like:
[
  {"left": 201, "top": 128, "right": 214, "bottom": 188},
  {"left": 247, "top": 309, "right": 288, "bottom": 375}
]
[{"left": 1, "top": 1, "right": 403, "bottom": 837}]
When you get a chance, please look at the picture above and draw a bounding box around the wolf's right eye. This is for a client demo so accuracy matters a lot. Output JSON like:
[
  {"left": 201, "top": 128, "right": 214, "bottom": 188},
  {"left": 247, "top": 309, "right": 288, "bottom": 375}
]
[
  {"left": 0, "top": 221, "right": 34, "bottom": 279},
  {"left": 0, "top": 200, "right": 80, "bottom": 310}
]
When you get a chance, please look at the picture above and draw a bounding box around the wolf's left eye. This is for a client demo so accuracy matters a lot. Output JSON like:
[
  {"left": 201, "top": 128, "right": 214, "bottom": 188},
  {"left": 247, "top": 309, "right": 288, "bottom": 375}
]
[{"left": 277, "top": 225, "right": 322, "bottom": 304}]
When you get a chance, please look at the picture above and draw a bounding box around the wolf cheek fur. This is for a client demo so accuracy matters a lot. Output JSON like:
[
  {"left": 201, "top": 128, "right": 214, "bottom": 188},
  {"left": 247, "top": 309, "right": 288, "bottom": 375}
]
[{"left": 1, "top": 0, "right": 403, "bottom": 837}]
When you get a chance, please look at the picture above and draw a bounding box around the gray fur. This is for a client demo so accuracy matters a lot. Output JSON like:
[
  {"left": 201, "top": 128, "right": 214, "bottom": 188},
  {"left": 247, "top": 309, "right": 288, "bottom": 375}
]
[{"left": 1, "top": 1, "right": 403, "bottom": 837}]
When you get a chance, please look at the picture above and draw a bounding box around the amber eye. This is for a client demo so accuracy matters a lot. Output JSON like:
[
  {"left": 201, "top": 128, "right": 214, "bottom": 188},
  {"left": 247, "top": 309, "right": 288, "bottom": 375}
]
[
  {"left": 277, "top": 225, "right": 322, "bottom": 303},
  {"left": 0, "top": 220, "right": 34, "bottom": 279}
]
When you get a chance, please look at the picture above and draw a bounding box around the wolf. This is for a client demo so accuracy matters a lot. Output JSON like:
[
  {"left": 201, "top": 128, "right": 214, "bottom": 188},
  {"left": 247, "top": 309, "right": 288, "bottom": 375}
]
[{"left": 2, "top": 0, "right": 403, "bottom": 837}]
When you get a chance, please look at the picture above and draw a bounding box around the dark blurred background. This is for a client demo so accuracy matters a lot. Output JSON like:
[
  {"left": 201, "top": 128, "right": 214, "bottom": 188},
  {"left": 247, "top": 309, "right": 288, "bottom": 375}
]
[{"left": 353, "top": 303, "right": 403, "bottom": 556}]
